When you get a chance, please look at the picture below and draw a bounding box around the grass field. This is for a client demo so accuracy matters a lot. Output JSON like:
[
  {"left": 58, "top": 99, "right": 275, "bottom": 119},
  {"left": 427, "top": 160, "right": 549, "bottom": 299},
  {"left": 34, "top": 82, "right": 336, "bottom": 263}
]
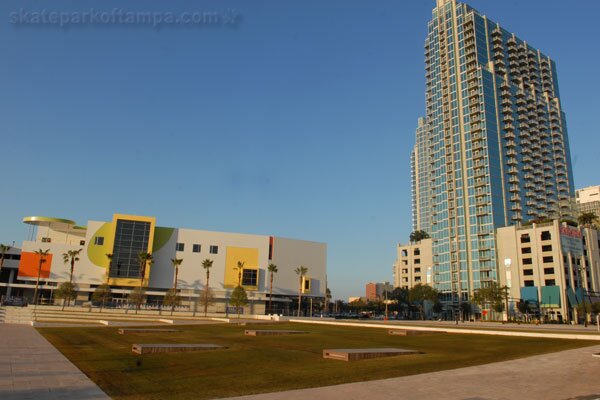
[{"left": 38, "top": 322, "right": 595, "bottom": 400}]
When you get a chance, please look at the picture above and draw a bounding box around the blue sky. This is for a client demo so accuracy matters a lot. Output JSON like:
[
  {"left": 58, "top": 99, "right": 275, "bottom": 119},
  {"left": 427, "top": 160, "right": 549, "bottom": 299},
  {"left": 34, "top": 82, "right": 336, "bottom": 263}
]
[{"left": 1, "top": 0, "right": 599, "bottom": 300}]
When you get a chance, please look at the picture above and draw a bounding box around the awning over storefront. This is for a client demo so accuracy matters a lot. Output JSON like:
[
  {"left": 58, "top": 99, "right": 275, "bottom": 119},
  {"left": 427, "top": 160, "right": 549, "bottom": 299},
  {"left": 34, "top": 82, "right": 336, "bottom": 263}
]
[
  {"left": 540, "top": 286, "right": 561, "bottom": 308},
  {"left": 575, "top": 288, "right": 585, "bottom": 304},
  {"left": 567, "top": 287, "right": 578, "bottom": 306},
  {"left": 520, "top": 286, "right": 538, "bottom": 303}
]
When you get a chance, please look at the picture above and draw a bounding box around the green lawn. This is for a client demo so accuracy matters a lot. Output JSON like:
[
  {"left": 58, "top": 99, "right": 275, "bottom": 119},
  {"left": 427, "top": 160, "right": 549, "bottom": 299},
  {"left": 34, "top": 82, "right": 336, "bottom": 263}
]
[{"left": 38, "top": 322, "right": 595, "bottom": 400}]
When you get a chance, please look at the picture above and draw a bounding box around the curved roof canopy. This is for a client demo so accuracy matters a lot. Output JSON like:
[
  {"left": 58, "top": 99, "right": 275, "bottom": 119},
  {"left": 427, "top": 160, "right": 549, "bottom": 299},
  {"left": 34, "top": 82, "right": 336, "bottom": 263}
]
[{"left": 23, "top": 216, "right": 87, "bottom": 235}]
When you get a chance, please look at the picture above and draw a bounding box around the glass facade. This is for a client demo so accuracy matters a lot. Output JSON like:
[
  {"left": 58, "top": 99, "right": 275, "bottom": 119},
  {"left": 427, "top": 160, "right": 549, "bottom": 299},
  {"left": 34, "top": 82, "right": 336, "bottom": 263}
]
[
  {"left": 414, "top": 0, "right": 575, "bottom": 303},
  {"left": 110, "top": 219, "right": 152, "bottom": 278},
  {"left": 411, "top": 117, "right": 431, "bottom": 234}
]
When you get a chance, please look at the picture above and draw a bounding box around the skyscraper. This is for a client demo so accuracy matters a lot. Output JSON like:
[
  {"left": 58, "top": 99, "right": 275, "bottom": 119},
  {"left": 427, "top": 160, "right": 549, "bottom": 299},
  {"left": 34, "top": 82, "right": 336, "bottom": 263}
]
[
  {"left": 413, "top": 0, "right": 575, "bottom": 303},
  {"left": 411, "top": 117, "right": 431, "bottom": 234}
]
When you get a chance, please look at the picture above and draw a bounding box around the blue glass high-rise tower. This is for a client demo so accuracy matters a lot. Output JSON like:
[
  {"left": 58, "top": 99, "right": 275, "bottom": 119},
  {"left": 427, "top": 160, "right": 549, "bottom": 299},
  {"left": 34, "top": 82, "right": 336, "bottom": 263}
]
[{"left": 413, "top": 0, "right": 576, "bottom": 303}]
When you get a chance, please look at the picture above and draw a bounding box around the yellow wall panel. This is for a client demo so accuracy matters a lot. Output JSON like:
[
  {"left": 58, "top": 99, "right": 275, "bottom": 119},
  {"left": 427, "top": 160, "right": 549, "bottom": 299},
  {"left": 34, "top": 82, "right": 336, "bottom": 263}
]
[{"left": 224, "top": 246, "right": 259, "bottom": 288}]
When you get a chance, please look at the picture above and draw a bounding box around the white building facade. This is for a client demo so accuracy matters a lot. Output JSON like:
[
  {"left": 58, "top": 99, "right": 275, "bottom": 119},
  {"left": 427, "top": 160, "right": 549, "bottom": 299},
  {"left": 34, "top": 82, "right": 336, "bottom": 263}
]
[{"left": 15, "top": 214, "right": 327, "bottom": 315}]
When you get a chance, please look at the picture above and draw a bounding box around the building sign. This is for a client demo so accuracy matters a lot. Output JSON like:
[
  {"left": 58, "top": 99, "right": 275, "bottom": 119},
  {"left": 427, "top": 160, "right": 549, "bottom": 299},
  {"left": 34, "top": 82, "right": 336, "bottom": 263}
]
[{"left": 559, "top": 226, "right": 583, "bottom": 255}]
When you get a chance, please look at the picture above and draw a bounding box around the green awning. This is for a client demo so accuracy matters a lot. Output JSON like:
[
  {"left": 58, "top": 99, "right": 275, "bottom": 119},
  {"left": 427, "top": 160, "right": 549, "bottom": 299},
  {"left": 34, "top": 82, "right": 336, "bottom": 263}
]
[
  {"left": 520, "top": 286, "right": 538, "bottom": 303},
  {"left": 541, "top": 286, "right": 561, "bottom": 308},
  {"left": 575, "top": 288, "right": 585, "bottom": 304},
  {"left": 567, "top": 287, "right": 578, "bottom": 306}
]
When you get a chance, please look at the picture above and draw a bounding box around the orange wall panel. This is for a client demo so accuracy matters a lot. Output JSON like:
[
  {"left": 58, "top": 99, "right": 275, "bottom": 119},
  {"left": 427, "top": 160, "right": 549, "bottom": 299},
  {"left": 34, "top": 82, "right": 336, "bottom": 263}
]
[{"left": 18, "top": 252, "right": 52, "bottom": 279}]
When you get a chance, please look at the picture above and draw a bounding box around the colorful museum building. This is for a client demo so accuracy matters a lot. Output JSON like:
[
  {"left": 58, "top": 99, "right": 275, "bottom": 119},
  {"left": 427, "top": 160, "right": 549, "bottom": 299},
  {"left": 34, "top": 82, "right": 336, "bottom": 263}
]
[{"left": 9, "top": 214, "right": 327, "bottom": 315}]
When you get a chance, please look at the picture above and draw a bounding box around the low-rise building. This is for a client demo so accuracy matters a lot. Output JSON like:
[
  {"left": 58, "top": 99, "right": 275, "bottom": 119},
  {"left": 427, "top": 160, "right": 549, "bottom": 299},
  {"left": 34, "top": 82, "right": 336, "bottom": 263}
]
[
  {"left": 576, "top": 185, "right": 600, "bottom": 218},
  {"left": 393, "top": 238, "right": 433, "bottom": 290},
  {"left": 13, "top": 214, "right": 327, "bottom": 315},
  {"left": 365, "top": 281, "right": 393, "bottom": 301},
  {"left": 496, "top": 220, "right": 600, "bottom": 322},
  {"left": 0, "top": 245, "right": 22, "bottom": 301}
]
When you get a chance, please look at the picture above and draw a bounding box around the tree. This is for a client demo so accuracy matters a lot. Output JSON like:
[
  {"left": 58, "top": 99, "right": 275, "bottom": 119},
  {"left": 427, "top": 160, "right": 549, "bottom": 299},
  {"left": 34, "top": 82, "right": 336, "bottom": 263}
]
[
  {"left": 578, "top": 212, "right": 599, "bottom": 228},
  {"left": 390, "top": 287, "right": 409, "bottom": 315},
  {"left": 136, "top": 252, "right": 153, "bottom": 311},
  {"left": 202, "top": 259, "right": 214, "bottom": 317},
  {"left": 55, "top": 282, "right": 77, "bottom": 310},
  {"left": 62, "top": 249, "right": 82, "bottom": 284},
  {"left": 163, "top": 288, "right": 181, "bottom": 309},
  {"left": 408, "top": 283, "right": 439, "bottom": 320},
  {"left": 267, "top": 263, "right": 278, "bottom": 314},
  {"left": 517, "top": 300, "right": 529, "bottom": 314},
  {"left": 592, "top": 302, "right": 600, "bottom": 315},
  {"left": 62, "top": 249, "right": 82, "bottom": 307},
  {"left": 105, "top": 253, "right": 113, "bottom": 284},
  {"left": 576, "top": 301, "right": 592, "bottom": 326},
  {"left": 460, "top": 302, "right": 472, "bottom": 321},
  {"left": 234, "top": 261, "right": 245, "bottom": 286},
  {"left": 198, "top": 286, "right": 215, "bottom": 315},
  {"left": 128, "top": 287, "right": 146, "bottom": 313},
  {"left": 324, "top": 287, "right": 332, "bottom": 314},
  {"left": 92, "top": 284, "right": 112, "bottom": 312},
  {"left": 169, "top": 258, "right": 183, "bottom": 315},
  {"left": 409, "top": 230, "right": 430, "bottom": 242},
  {"left": 229, "top": 285, "right": 248, "bottom": 318},
  {"left": 472, "top": 282, "right": 505, "bottom": 320},
  {"left": 33, "top": 249, "right": 50, "bottom": 306},
  {"left": 294, "top": 266, "right": 308, "bottom": 317},
  {"left": 137, "top": 252, "right": 153, "bottom": 288}
]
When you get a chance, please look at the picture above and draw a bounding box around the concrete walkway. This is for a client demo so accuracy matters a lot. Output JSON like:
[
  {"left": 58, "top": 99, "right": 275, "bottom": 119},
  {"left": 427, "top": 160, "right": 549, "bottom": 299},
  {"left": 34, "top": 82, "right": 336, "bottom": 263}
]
[
  {"left": 0, "top": 324, "right": 109, "bottom": 400},
  {"left": 227, "top": 344, "right": 600, "bottom": 400}
]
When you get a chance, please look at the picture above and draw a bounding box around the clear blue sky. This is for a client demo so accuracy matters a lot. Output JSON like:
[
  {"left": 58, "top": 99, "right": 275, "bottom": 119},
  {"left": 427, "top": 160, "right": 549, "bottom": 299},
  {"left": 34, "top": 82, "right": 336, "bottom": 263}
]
[{"left": 1, "top": 0, "right": 599, "bottom": 300}]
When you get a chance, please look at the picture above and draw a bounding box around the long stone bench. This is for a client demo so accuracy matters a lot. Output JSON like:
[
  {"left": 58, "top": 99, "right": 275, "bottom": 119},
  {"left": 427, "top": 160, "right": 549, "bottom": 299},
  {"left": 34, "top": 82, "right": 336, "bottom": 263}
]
[
  {"left": 132, "top": 344, "right": 226, "bottom": 354},
  {"left": 244, "top": 330, "right": 307, "bottom": 336},
  {"left": 323, "top": 348, "right": 422, "bottom": 361},
  {"left": 119, "top": 328, "right": 181, "bottom": 334},
  {"left": 388, "top": 329, "right": 445, "bottom": 336}
]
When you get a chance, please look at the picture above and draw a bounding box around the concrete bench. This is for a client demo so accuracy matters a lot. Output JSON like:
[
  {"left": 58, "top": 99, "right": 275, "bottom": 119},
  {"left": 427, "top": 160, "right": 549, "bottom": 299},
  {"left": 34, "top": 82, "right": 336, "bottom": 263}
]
[
  {"left": 131, "top": 344, "right": 226, "bottom": 354},
  {"left": 118, "top": 328, "right": 181, "bottom": 334},
  {"left": 388, "top": 329, "right": 445, "bottom": 336},
  {"left": 244, "top": 330, "right": 307, "bottom": 336},
  {"left": 323, "top": 348, "right": 422, "bottom": 361}
]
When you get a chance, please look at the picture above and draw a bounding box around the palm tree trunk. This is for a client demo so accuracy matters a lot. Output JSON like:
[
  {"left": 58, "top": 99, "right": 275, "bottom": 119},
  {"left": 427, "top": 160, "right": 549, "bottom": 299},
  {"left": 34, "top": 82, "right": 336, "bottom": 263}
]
[
  {"left": 33, "top": 259, "right": 43, "bottom": 307},
  {"left": 297, "top": 279, "right": 302, "bottom": 317},
  {"left": 204, "top": 271, "right": 210, "bottom": 317},
  {"left": 269, "top": 273, "right": 273, "bottom": 315},
  {"left": 171, "top": 267, "right": 178, "bottom": 316}
]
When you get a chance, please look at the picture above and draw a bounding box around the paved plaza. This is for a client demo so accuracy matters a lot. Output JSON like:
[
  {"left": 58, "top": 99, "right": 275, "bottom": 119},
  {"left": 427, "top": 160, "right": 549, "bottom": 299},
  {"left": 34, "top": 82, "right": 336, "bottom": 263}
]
[
  {"left": 228, "top": 343, "right": 600, "bottom": 400},
  {"left": 1, "top": 322, "right": 599, "bottom": 400},
  {"left": 0, "top": 324, "right": 109, "bottom": 400}
]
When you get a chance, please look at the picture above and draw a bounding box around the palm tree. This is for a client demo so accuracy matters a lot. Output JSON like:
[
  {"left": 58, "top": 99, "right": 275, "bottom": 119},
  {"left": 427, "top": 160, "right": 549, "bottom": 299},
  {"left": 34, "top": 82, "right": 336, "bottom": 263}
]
[
  {"left": 136, "top": 252, "right": 153, "bottom": 311},
  {"left": 234, "top": 261, "right": 245, "bottom": 286},
  {"left": 170, "top": 258, "right": 183, "bottom": 315},
  {"left": 105, "top": 253, "right": 113, "bottom": 284},
  {"left": 202, "top": 259, "right": 214, "bottom": 316},
  {"left": 267, "top": 263, "right": 278, "bottom": 314},
  {"left": 33, "top": 249, "right": 50, "bottom": 307},
  {"left": 62, "top": 249, "right": 82, "bottom": 284},
  {"left": 137, "top": 252, "right": 153, "bottom": 288},
  {"left": 294, "top": 266, "right": 308, "bottom": 317},
  {"left": 578, "top": 212, "right": 599, "bottom": 228}
]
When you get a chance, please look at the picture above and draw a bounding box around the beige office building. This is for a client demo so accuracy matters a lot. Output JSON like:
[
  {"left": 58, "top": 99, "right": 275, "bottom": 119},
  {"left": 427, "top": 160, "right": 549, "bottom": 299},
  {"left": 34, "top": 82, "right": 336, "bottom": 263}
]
[
  {"left": 576, "top": 185, "right": 600, "bottom": 218},
  {"left": 496, "top": 220, "right": 600, "bottom": 322},
  {"left": 393, "top": 238, "right": 433, "bottom": 290}
]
